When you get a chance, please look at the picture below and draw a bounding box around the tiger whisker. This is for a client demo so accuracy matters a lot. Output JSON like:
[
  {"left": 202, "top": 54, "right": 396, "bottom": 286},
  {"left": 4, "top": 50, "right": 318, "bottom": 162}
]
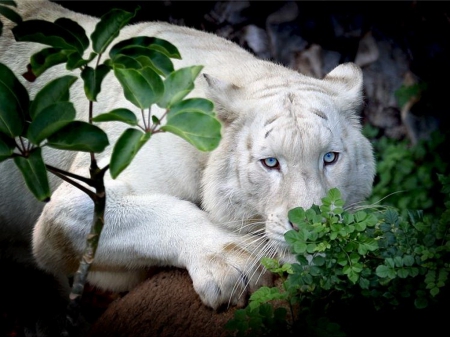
[
  {"left": 345, "top": 190, "right": 406, "bottom": 212},
  {"left": 228, "top": 235, "right": 276, "bottom": 303},
  {"left": 234, "top": 242, "right": 278, "bottom": 301},
  {"left": 226, "top": 234, "right": 269, "bottom": 307}
]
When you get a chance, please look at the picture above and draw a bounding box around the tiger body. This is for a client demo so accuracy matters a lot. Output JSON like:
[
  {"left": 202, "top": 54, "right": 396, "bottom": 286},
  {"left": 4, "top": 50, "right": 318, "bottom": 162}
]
[{"left": 0, "top": 0, "right": 375, "bottom": 309}]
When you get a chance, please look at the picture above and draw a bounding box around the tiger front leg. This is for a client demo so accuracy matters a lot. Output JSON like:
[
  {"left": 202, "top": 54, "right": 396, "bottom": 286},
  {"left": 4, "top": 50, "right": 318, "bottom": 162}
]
[{"left": 33, "top": 183, "right": 271, "bottom": 309}]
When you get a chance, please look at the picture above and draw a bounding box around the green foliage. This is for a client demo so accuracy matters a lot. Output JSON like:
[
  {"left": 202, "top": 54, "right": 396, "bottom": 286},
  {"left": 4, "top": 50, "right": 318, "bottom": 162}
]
[
  {"left": 395, "top": 82, "right": 428, "bottom": 109},
  {"left": 0, "top": 62, "right": 29, "bottom": 137},
  {"left": 13, "top": 148, "right": 50, "bottom": 201},
  {"left": 91, "top": 8, "right": 139, "bottom": 54},
  {"left": 109, "top": 128, "right": 150, "bottom": 179},
  {"left": 0, "top": 4, "right": 221, "bottom": 198},
  {"left": 366, "top": 125, "right": 448, "bottom": 216},
  {"left": 1, "top": 2, "right": 223, "bottom": 331},
  {"left": 227, "top": 184, "right": 450, "bottom": 336}
]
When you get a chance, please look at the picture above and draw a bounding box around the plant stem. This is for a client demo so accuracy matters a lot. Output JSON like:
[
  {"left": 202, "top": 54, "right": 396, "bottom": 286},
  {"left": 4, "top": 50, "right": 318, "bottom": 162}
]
[
  {"left": 151, "top": 108, "right": 169, "bottom": 133},
  {"left": 141, "top": 109, "right": 148, "bottom": 131},
  {"left": 65, "top": 161, "right": 107, "bottom": 331},
  {"left": 66, "top": 93, "right": 108, "bottom": 332}
]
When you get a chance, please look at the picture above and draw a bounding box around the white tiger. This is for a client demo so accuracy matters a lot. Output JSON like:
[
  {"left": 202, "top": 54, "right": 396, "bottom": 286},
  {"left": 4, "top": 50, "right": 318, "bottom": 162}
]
[{"left": 0, "top": 0, "right": 375, "bottom": 309}]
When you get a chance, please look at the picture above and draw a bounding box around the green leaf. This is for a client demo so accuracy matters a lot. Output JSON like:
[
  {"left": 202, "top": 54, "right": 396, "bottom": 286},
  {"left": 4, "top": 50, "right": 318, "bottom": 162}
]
[
  {"left": 306, "top": 243, "right": 316, "bottom": 253},
  {"left": 54, "top": 18, "right": 89, "bottom": 52},
  {"left": 12, "top": 20, "right": 85, "bottom": 53},
  {"left": 384, "top": 209, "right": 399, "bottom": 225},
  {"left": 328, "top": 187, "right": 341, "bottom": 201},
  {"left": 430, "top": 287, "right": 440, "bottom": 297},
  {"left": 28, "top": 48, "right": 69, "bottom": 78},
  {"left": 354, "top": 211, "right": 367, "bottom": 222},
  {"left": 157, "top": 65, "right": 203, "bottom": 108},
  {"left": 414, "top": 297, "right": 428, "bottom": 309},
  {"left": 92, "top": 108, "right": 137, "bottom": 126},
  {"left": 288, "top": 207, "right": 306, "bottom": 225},
  {"left": 349, "top": 252, "right": 360, "bottom": 264},
  {"left": 312, "top": 255, "right": 325, "bottom": 266},
  {"left": 385, "top": 258, "right": 395, "bottom": 268},
  {"left": 0, "top": 133, "right": 15, "bottom": 162},
  {"left": 109, "top": 54, "right": 142, "bottom": 70},
  {"left": 0, "top": 62, "right": 28, "bottom": 137},
  {"left": 13, "top": 148, "right": 50, "bottom": 201},
  {"left": 285, "top": 229, "right": 302, "bottom": 245},
  {"left": 30, "top": 75, "right": 77, "bottom": 119},
  {"left": 393, "top": 256, "right": 403, "bottom": 267},
  {"left": 27, "top": 102, "right": 76, "bottom": 144},
  {"left": 66, "top": 51, "right": 96, "bottom": 71},
  {"left": 81, "top": 65, "right": 111, "bottom": 101},
  {"left": 161, "top": 110, "right": 221, "bottom": 151},
  {"left": 110, "top": 36, "right": 181, "bottom": 60},
  {"left": 248, "top": 286, "right": 287, "bottom": 308},
  {"left": 346, "top": 269, "right": 359, "bottom": 284},
  {"left": 375, "top": 265, "right": 396, "bottom": 279},
  {"left": 110, "top": 128, "right": 150, "bottom": 179},
  {"left": 91, "top": 8, "right": 138, "bottom": 54},
  {"left": 151, "top": 115, "right": 160, "bottom": 126},
  {"left": 47, "top": 121, "right": 109, "bottom": 153},
  {"left": 114, "top": 67, "right": 164, "bottom": 109},
  {"left": 358, "top": 239, "right": 378, "bottom": 254},
  {"left": 397, "top": 268, "right": 409, "bottom": 279},
  {"left": 359, "top": 277, "right": 370, "bottom": 289},
  {"left": 0, "top": 4, "right": 22, "bottom": 23},
  {"left": 112, "top": 47, "right": 174, "bottom": 76},
  {"left": 169, "top": 98, "right": 215, "bottom": 116},
  {"left": 260, "top": 257, "right": 280, "bottom": 271},
  {"left": 337, "top": 252, "right": 348, "bottom": 266},
  {"left": 293, "top": 241, "right": 307, "bottom": 254}
]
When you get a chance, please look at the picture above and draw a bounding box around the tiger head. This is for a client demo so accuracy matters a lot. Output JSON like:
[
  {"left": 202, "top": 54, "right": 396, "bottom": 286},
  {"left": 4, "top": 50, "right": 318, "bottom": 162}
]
[{"left": 201, "top": 62, "right": 375, "bottom": 261}]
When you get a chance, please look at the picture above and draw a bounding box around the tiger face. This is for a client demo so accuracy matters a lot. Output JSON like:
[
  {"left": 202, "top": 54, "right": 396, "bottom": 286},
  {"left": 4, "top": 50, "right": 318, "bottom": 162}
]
[{"left": 201, "top": 63, "right": 375, "bottom": 260}]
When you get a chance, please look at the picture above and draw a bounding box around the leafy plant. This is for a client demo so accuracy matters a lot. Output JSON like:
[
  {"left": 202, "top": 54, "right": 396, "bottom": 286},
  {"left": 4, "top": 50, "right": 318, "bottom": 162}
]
[
  {"left": 364, "top": 124, "right": 448, "bottom": 217},
  {"left": 0, "top": 1, "right": 221, "bottom": 331},
  {"left": 227, "top": 181, "right": 450, "bottom": 336}
]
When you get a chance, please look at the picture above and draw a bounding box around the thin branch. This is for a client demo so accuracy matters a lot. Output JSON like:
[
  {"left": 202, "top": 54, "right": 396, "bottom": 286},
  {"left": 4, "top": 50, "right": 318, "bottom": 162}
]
[
  {"left": 151, "top": 109, "right": 169, "bottom": 133},
  {"left": 90, "top": 153, "right": 99, "bottom": 171},
  {"left": 14, "top": 139, "right": 26, "bottom": 156},
  {"left": 141, "top": 108, "right": 148, "bottom": 131},
  {"left": 87, "top": 99, "right": 100, "bottom": 172},
  {"left": 16, "top": 136, "right": 28, "bottom": 154},
  {"left": 45, "top": 164, "right": 96, "bottom": 187},
  {"left": 47, "top": 166, "right": 97, "bottom": 201},
  {"left": 88, "top": 100, "right": 94, "bottom": 124},
  {"left": 26, "top": 134, "right": 33, "bottom": 153},
  {"left": 99, "top": 164, "right": 110, "bottom": 176},
  {"left": 96, "top": 53, "right": 102, "bottom": 68},
  {"left": 147, "top": 106, "right": 152, "bottom": 132}
]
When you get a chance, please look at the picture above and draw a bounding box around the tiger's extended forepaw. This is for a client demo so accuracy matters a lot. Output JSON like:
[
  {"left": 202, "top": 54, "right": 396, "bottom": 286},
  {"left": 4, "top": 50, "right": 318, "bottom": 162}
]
[{"left": 187, "top": 248, "right": 273, "bottom": 309}]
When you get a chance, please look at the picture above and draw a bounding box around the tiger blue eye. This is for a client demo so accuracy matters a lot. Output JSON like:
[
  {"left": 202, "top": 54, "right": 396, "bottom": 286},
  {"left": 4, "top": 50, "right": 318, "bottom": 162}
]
[
  {"left": 324, "top": 152, "right": 338, "bottom": 165},
  {"left": 262, "top": 157, "right": 279, "bottom": 169}
]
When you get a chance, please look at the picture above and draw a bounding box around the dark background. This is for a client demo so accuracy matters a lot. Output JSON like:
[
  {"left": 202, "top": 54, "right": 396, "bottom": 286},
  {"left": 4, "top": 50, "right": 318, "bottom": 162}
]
[
  {"left": 53, "top": 0, "right": 450, "bottom": 141},
  {"left": 2, "top": 1, "right": 450, "bottom": 336}
]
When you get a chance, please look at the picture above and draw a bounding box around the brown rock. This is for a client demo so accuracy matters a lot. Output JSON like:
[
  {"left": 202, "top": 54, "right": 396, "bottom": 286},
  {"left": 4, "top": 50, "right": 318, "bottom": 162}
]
[{"left": 87, "top": 268, "right": 238, "bottom": 337}]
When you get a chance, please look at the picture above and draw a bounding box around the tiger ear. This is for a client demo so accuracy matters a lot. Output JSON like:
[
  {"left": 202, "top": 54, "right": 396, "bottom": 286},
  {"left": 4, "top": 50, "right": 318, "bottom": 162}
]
[
  {"left": 323, "top": 63, "right": 364, "bottom": 117},
  {"left": 203, "top": 74, "right": 241, "bottom": 125}
]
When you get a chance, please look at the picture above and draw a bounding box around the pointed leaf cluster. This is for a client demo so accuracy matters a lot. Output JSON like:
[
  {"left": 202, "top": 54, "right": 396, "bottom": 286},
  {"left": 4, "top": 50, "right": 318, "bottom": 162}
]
[{"left": 0, "top": 65, "right": 109, "bottom": 200}]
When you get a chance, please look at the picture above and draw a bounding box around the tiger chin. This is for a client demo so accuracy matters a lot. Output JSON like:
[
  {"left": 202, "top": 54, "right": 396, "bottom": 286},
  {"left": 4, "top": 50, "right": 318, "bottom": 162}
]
[{"left": 0, "top": 0, "right": 375, "bottom": 310}]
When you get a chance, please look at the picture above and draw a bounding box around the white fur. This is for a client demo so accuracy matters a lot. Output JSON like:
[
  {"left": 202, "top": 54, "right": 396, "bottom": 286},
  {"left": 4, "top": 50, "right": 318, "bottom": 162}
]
[{"left": 0, "top": 0, "right": 375, "bottom": 309}]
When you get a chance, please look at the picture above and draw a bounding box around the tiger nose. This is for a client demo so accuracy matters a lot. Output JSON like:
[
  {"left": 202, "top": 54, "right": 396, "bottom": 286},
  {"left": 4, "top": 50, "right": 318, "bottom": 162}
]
[{"left": 289, "top": 221, "right": 299, "bottom": 232}]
